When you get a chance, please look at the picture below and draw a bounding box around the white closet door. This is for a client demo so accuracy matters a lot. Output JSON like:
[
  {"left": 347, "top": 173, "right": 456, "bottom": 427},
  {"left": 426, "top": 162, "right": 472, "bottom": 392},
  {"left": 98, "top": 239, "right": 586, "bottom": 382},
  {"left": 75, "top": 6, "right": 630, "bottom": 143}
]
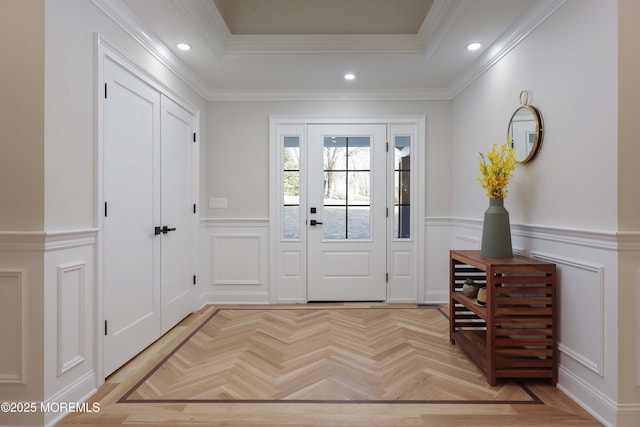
[
  {"left": 160, "top": 95, "right": 196, "bottom": 333},
  {"left": 103, "top": 58, "right": 161, "bottom": 376}
]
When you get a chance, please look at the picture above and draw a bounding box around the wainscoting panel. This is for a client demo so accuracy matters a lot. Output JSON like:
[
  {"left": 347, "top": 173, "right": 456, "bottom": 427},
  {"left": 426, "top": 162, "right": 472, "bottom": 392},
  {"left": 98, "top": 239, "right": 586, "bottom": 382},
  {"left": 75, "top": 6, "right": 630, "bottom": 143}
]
[
  {"left": 0, "top": 229, "right": 98, "bottom": 427},
  {"left": 531, "top": 251, "right": 605, "bottom": 377},
  {"left": 57, "top": 262, "right": 86, "bottom": 376},
  {"left": 0, "top": 270, "right": 25, "bottom": 384},
  {"left": 200, "top": 219, "right": 269, "bottom": 304},
  {"left": 212, "top": 235, "right": 262, "bottom": 285},
  {"left": 43, "top": 229, "right": 97, "bottom": 427}
]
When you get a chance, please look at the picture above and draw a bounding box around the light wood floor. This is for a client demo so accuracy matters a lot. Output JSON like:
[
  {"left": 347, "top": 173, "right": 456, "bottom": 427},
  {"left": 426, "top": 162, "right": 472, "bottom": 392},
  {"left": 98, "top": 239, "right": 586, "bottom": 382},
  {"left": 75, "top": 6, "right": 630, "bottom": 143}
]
[{"left": 58, "top": 304, "right": 601, "bottom": 426}]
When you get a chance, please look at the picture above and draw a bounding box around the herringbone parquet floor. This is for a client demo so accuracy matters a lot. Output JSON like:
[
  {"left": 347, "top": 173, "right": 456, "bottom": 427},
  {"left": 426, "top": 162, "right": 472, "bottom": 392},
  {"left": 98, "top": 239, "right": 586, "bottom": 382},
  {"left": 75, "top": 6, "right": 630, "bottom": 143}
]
[{"left": 58, "top": 304, "right": 602, "bottom": 426}]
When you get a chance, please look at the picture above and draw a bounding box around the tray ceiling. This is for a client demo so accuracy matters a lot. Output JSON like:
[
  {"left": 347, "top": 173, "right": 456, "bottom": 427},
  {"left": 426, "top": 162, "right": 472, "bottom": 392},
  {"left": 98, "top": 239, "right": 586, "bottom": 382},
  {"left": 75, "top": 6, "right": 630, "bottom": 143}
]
[{"left": 109, "top": 0, "right": 567, "bottom": 100}]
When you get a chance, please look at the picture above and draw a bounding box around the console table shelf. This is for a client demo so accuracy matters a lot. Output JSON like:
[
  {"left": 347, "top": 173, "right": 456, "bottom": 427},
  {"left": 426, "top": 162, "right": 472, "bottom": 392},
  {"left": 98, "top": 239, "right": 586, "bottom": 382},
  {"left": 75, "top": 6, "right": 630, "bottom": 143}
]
[{"left": 449, "top": 250, "right": 557, "bottom": 386}]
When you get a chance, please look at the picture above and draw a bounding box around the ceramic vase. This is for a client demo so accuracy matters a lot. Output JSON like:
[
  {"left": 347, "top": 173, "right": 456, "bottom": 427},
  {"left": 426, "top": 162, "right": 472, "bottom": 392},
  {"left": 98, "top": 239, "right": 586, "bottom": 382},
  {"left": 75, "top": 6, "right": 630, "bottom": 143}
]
[{"left": 480, "top": 198, "right": 513, "bottom": 258}]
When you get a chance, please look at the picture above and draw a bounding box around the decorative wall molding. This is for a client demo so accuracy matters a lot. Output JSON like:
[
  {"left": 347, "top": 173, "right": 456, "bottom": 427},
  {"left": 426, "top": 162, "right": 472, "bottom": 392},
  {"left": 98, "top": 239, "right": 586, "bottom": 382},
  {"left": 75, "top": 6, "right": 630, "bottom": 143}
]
[
  {"left": 200, "top": 219, "right": 270, "bottom": 304},
  {"left": 0, "top": 229, "right": 98, "bottom": 252},
  {"left": 0, "top": 270, "right": 25, "bottom": 384},
  {"left": 201, "top": 218, "right": 270, "bottom": 227},
  {"left": 453, "top": 234, "right": 480, "bottom": 247},
  {"left": 212, "top": 234, "right": 264, "bottom": 286},
  {"left": 531, "top": 251, "right": 605, "bottom": 377},
  {"left": 448, "top": 217, "right": 622, "bottom": 250},
  {"left": 57, "top": 262, "right": 86, "bottom": 376}
]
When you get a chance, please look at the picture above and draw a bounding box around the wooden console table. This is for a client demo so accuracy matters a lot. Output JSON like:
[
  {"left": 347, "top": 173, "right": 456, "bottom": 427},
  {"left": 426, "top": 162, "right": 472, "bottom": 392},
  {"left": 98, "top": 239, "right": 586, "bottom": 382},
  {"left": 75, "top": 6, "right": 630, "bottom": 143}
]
[{"left": 449, "top": 250, "right": 557, "bottom": 386}]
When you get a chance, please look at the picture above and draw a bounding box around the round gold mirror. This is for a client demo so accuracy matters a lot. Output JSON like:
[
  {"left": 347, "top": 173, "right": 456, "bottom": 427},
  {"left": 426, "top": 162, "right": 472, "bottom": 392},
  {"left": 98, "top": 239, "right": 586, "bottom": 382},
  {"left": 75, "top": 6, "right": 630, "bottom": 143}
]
[{"left": 508, "top": 91, "right": 544, "bottom": 164}]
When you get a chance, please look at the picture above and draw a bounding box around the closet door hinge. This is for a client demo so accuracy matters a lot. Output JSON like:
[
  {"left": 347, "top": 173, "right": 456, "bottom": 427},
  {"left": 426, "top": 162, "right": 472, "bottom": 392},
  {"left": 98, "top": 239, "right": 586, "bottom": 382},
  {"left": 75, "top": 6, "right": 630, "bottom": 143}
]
[
  {"left": 104, "top": 202, "right": 108, "bottom": 217},
  {"left": 386, "top": 272, "right": 389, "bottom": 282},
  {"left": 104, "top": 320, "right": 108, "bottom": 336},
  {"left": 386, "top": 141, "right": 389, "bottom": 152},
  {"left": 193, "top": 275, "right": 197, "bottom": 285},
  {"left": 104, "top": 83, "right": 108, "bottom": 99},
  {"left": 193, "top": 203, "right": 197, "bottom": 214},
  {"left": 193, "top": 132, "right": 196, "bottom": 143}
]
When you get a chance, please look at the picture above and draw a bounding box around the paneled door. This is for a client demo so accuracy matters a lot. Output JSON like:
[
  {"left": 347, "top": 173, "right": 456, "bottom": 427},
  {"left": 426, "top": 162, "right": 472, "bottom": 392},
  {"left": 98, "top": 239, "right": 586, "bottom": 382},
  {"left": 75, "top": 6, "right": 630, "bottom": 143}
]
[
  {"left": 159, "top": 95, "right": 197, "bottom": 334},
  {"left": 103, "top": 58, "right": 161, "bottom": 375},
  {"left": 103, "top": 58, "right": 197, "bottom": 376},
  {"left": 306, "top": 124, "right": 387, "bottom": 301}
]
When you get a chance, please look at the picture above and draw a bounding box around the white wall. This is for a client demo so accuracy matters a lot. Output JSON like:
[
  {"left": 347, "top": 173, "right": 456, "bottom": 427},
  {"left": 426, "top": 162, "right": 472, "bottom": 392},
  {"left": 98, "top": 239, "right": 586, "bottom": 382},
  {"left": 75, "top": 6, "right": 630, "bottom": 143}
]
[
  {"left": 452, "top": 0, "right": 617, "bottom": 230},
  {"left": 203, "top": 100, "right": 451, "bottom": 218},
  {"left": 200, "top": 100, "right": 452, "bottom": 303},
  {"left": 44, "top": 0, "right": 205, "bottom": 230},
  {"left": 451, "top": 0, "right": 640, "bottom": 425},
  {"left": 1, "top": 1, "right": 207, "bottom": 425}
]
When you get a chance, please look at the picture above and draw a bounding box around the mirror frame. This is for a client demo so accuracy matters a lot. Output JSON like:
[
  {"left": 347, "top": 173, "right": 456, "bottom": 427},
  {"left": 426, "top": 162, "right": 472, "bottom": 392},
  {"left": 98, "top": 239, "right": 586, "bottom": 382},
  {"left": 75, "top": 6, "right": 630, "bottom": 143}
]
[{"left": 507, "top": 92, "right": 544, "bottom": 164}]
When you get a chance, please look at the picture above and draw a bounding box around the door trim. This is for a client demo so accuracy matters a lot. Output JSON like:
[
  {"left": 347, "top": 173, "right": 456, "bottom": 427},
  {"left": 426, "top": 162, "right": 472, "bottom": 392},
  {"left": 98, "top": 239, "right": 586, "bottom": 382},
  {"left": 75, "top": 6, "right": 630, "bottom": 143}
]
[{"left": 269, "top": 115, "right": 426, "bottom": 304}]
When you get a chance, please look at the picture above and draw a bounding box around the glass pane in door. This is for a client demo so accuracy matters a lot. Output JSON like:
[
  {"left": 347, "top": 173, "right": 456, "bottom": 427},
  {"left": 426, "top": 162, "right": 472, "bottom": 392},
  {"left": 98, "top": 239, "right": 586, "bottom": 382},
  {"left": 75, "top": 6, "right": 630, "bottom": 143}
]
[{"left": 322, "top": 136, "right": 371, "bottom": 240}]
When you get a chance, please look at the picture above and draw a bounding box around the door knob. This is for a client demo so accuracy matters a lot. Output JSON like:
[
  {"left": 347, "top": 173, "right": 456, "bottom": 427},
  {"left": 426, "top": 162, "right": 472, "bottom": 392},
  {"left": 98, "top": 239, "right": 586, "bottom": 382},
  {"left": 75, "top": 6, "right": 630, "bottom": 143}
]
[{"left": 310, "top": 219, "right": 323, "bottom": 226}]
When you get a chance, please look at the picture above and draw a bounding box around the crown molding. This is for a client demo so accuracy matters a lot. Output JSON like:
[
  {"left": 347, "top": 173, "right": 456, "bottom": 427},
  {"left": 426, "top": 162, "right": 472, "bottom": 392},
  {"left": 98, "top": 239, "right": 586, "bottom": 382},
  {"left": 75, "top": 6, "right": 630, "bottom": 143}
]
[
  {"left": 419, "top": 0, "right": 466, "bottom": 59},
  {"left": 206, "top": 88, "right": 453, "bottom": 102},
  {"left": 91, "top": 0, "right": 567, "bottom": 102},
  {"left": 225, "top": 34, "right": 425, "bottom": 55},
  {"left": 90, "top": 0, "right": 212, "bottom": 97},
  {"left": 449, "top": 0, "right": 568, "bottom": 98},
  {"left": 171, "top": 0, "right": 229, "bottom": 59}
]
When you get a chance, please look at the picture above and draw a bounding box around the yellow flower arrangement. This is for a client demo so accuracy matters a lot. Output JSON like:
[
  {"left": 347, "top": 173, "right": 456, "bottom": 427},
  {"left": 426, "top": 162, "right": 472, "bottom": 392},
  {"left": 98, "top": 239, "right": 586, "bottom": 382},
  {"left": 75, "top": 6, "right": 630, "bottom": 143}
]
[{"left": 477, "top": 143, "right": 516, "bottom": 199}]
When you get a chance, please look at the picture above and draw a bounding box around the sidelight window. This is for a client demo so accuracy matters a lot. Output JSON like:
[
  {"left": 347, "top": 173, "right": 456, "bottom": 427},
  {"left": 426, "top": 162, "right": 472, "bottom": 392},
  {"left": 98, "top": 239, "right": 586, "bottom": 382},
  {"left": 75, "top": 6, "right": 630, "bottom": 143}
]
[
  {"left": 283, "top": 136, "right": 300, "bottom": 240},
  {"left": 394, "top": 136, "right": 411, "bottom": 239}
]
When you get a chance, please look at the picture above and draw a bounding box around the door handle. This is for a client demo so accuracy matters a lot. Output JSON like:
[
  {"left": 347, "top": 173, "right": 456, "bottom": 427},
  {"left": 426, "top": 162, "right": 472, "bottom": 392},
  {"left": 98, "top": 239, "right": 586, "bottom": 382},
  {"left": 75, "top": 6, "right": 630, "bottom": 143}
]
[
  {"left": 155, "top": 226, "right": 177, "bottom": 235},
  {"left": 310, "top": 220, "right": 323, "bottom": 226}
]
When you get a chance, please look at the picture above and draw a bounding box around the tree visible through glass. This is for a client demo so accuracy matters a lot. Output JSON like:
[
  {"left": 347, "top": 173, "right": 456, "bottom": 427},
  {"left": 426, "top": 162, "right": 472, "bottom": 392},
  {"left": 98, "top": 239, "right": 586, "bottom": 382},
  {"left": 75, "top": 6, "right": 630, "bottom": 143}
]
[{"left": 322, "top": 136, "right": 371, "bottom": 240}]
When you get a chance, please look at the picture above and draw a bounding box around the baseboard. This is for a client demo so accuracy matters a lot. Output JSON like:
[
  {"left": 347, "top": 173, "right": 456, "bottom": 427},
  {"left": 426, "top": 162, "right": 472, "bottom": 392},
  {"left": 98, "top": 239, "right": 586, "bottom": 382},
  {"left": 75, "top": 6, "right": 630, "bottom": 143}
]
[
  {"left": 557, "top": 366, "right": 616, "bottom": 427},
  {"left": 199, "top": 290, "right": 270, "bottom": 305},
  {"left": 44, "top": 370, "right": 97, "bottom": 427}
]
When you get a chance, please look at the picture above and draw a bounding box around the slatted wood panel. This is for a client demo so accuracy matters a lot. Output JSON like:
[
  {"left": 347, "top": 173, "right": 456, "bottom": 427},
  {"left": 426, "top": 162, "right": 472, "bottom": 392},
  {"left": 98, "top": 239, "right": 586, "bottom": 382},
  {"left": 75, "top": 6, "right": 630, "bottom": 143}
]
[
  {"left": 58, "top": 304, "right": 601, "bottom": 427},
  {"left": 450, "top": 250, "right": 557, "bottom": 385}
]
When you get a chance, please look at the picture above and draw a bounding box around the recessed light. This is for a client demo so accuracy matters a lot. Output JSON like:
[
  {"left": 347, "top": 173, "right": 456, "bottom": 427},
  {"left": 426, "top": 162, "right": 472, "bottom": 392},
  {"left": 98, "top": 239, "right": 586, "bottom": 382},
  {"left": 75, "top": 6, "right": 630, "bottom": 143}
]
[
  {"left": 466, "top": 42, "right": 482, "bottom": 51},
  {"left": 344, "top": 73, "right": 356, "bottom": 81},
  {"left": 177, "top": 43, "right": 192, "bottom": 51}
]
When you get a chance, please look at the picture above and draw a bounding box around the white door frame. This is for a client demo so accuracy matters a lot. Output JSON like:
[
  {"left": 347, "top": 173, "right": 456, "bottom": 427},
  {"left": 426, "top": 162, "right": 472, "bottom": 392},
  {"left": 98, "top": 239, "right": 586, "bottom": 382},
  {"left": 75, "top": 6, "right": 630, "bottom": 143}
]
[{"left": 269, "top": 115, "right": 426, "bottom": 304}]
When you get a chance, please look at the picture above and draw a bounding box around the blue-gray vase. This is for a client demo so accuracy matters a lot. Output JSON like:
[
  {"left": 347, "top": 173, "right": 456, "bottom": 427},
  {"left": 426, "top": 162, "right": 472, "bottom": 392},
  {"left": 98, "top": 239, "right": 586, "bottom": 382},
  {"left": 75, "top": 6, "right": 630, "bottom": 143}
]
[{"left": 480, "top": 198, "right": 513, "bottom": 258}]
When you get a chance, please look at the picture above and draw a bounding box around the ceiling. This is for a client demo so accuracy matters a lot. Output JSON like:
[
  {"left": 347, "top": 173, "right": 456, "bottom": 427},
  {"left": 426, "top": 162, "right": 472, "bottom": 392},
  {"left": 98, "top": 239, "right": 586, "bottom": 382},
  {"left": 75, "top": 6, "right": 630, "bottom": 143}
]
[{"left": 110, "top": 0, "right": 566, "bottom": 100}]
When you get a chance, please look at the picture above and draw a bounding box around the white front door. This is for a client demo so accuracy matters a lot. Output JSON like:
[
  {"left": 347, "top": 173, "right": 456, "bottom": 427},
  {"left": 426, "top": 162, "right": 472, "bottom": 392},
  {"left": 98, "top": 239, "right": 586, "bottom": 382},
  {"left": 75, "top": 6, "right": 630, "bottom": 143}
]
[{"left": 306, "top": 124, "right": 387, "bottom": 301}]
